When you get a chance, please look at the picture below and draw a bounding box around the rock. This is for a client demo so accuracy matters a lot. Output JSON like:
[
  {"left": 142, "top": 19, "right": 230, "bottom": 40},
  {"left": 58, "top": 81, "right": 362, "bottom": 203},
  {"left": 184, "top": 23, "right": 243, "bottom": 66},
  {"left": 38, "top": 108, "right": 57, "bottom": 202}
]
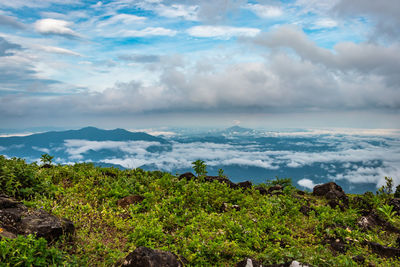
[
  {"left": 352, "top": 255, "right": 365, "bottom": 263},
  {"left": 268, "top": 185, "right": 283, "bottom": 193},
  {"left": 21, "top": 210, "right": 74, "bottom": 241},
  {"left": 235, "top": 257, "right": 262, "bottom": 267},
  {"left": 237, "top": 181, "right": 253, "bottom": 190},
  {"left": 0, "top": 196, "right": 74, "bottom": 241},
  {"left": 117, "top": 195, "right": 145, "bottom": 208},
  {"left": 313, "top": 182, "right": 348, "bottom": 206},
  {"left": 358, "top": 211, "right": 400, "bottom": 233},
  {"left": 299, "top": 205, "right": 315, "bottom": 216},
  {"left": 289, "top": 261, "right": 309, "bottom": 267},
  {"left": 389, "top": 198, "right": 400, "bottom": 214},
  {"left": 366, "top": 241, "right": 400, "bottom": 258},
  {"left": 328, "top": 238, "right": 347, "bottom": 254},
  {"left": 122, "top": 246, "right": 186, "bottom": 267},
  {"left": 255, "top": 186, "right": 268, "bottom": 195},
  {"left": 178, "top": 172, "right": 196, "bottom": 180}
]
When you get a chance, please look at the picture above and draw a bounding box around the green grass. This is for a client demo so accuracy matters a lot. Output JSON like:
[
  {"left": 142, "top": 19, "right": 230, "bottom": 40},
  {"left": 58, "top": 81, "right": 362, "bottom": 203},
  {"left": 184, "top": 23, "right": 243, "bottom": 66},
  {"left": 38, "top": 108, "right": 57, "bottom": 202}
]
[{"left": 1, "top": 155, "right": 400, "bottom": 266}]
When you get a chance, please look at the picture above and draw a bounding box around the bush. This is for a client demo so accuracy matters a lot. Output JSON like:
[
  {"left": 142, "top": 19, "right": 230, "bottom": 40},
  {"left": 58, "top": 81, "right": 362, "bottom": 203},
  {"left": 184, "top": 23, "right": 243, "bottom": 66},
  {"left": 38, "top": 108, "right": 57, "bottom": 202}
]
[
  {"left": 0, "top": 156, "right": 44, "bottom": 199},
  {"left": 0, "top": 234, "right": 76, "bottom": 266}
]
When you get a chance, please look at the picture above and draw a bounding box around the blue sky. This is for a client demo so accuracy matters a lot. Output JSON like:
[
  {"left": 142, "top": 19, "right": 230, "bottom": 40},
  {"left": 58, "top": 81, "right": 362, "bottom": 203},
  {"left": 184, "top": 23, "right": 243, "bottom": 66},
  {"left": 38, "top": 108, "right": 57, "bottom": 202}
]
[{"left": 0, "top": 0, "right": 399, "bottom": 129}]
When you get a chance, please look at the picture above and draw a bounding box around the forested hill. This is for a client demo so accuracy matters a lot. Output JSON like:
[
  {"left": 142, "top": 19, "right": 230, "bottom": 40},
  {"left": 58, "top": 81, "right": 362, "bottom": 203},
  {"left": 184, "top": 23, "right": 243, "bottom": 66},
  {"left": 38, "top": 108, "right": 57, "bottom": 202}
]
[{"left": 1, "top": 155, "right": 400, "bottom": 266}]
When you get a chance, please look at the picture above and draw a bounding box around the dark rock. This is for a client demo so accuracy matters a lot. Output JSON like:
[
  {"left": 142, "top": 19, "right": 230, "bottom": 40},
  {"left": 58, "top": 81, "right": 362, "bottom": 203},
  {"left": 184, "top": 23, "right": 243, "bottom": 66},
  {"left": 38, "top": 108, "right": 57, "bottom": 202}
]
[
  {"left": 327, "top": 238, "right": 348, "bottom": 254},
  {"left": 313, "top": 182, "right": 348, "bottom": 206},
  {"left": 178, "top": 172, "right": 196, "bottom": 180},
  {"left": 0, "top": 196, "right": 22, "bottom": 209},
  {"left": 366, "top": 241, "right": 400, "bottom": 258},
  {"left": 297, "top": 190, "right": 306, "bottom": 195},
  {"left": 117, "top": 195, "right": 145, "bottom": 208},
  {"left": 352, "top": 255, "right": 365, "bottom": 263},
  {"left": 122, "top": 246, "right": 186, "bottom": 267},
  {"left": 299, "top": 205, "right": 315, "bottom": 216},
  {"left": 268, "top": 185, "right": 283, "bottom": 193},
  {"left": 40, "top": 164, "right": 52, "bottom": 169},
  {"left": 236, "top": 257, "right": 263, "bottom": 267},
  {"left": 389, "top": 198, "right": 400, "bottom": 215},
  {"left": 237, "top": 181, "right": 252, "bottom": 190},
  {"left": 0, "top": 196, "right": 74, "bottom": 241},
  {"left": 358, "top": 211, "right": 400, "bottom": 233},
  {"left": 255, "top": 186, "right": 268, "bottom": 195},
  {"left": 20, "top": 210, "right": 74, "bottom": 241}
]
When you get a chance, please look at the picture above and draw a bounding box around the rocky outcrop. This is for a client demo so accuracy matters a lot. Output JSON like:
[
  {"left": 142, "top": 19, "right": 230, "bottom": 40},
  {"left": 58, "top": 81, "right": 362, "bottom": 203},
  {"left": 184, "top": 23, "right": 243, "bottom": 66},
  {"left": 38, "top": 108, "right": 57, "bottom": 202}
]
[
  {"left": 178, "top": 172, "right": 196, "bottom": 180},
  {"left": 366, "top": 241, "right": 400, "bottom": 258},
  {"left": 357, "top": 211, "right": 400, "bottom": 233},
  {"left": 313, "top": 182, "right": 348, "bottom": 207},
  {"left": 122, "top": 246, "right": 186, "bottom": 267},
  {"left": 117, "top": 195, "right": 145, "bottom": 208},
  {"left": 0, "top": 195, "right": 74, "bottom": 241},
  {"left": 389, "top": 198, "right": 400, "bottom": 215}
]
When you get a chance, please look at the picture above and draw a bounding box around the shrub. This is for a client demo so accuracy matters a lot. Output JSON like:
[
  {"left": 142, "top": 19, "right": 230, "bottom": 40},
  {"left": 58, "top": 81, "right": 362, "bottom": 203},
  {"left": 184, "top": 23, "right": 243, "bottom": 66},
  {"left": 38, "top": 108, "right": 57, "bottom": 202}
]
[{"left": 0, "top": 234, "right": 76, "bottom": 266}]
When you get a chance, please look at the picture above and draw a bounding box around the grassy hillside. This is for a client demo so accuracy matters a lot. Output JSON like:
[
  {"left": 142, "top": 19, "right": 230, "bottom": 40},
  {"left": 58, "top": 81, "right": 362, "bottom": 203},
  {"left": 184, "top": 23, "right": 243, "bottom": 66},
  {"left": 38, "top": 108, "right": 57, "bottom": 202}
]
[{"left": 1, "top": 155, "right": 400, "bottom": 266}]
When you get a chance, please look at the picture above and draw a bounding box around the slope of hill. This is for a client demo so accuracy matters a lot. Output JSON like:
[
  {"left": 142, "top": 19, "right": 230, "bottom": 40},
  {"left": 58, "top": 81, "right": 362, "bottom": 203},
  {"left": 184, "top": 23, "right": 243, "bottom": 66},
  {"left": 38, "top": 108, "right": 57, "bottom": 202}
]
[{"left": 1, "top": 156, "right": 400, "bottom": 266}]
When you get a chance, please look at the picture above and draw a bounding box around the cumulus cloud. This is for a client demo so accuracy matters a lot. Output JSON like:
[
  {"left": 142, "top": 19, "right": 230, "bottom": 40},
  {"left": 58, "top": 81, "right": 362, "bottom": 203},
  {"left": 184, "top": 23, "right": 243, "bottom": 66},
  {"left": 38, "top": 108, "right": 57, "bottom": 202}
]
[
  {"left": 332, "top": 0, "right": 400, "bottom": 41},
  {"left": 187, "top": 25, "right": 260, "bottom": 39},
  {"left": 34, "top": 19, "right": 81, "bottom": 38},
  {"left": 297, "top": 178, "right": 316, "bottom": 190}
]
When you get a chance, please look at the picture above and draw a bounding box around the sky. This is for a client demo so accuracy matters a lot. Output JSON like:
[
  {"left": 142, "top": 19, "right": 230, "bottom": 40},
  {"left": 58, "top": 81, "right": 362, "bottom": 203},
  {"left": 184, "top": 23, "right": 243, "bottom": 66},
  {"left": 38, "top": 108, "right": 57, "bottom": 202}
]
[{"left": 0, "top": 0, "right": 399, "bottom": 129}]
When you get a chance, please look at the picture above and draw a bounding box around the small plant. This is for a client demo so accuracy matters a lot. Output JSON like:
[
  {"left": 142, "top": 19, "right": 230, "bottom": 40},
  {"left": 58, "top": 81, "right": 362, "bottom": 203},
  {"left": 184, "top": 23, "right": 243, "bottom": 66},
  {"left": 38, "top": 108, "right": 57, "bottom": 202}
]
[
  {"left": 218, "top": 168, "right": 226, "bottom": 178},
  {"left": 377, "top": 176, "right": 394, "bottom": 195},
  {"left": 40, "top": 153, "right": 54, "bottom": 166},
  {"left": 192, "top": 160, "right": 207, "bottom": 177},
  {"left": 377, "top": 204, "right": 397, "bottom": 223}
]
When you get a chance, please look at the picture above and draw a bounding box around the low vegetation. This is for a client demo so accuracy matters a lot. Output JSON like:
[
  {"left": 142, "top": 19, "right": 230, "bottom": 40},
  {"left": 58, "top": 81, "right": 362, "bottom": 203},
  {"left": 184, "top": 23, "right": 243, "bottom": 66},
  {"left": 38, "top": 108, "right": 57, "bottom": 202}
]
[{"left": 1, "top": 154, "right": 400, "bottom": 266}]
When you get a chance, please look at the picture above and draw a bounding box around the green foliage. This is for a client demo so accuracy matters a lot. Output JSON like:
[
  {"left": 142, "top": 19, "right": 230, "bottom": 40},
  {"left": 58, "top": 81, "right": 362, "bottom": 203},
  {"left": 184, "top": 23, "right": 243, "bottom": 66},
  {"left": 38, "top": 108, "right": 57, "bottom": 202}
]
[
  {"left": 265, "top": 177, "right": 293, "bottom": 188},
  {"left": 0, "top": 234, "right": 76, "bottom": 266},
  {"left": 0, "top": 155, "right": 46, "bottom": 199},
  {"left": 40, "top": 153, "right": 54, "bottom": 166},
  {"left": 0, "top": 156, "right": 398, "bottom": 266},
  {"left": 377, "top": 204, "right": 397, "bottom": 223},
  {"left": 192, "top": 159, "right": 207, "bottom": 176},
  {"left": 218, "top": 168, "right": 226, "bottom": 178},
  {"left": 377, "top": 176, "right": 394, "bottom": 195}
]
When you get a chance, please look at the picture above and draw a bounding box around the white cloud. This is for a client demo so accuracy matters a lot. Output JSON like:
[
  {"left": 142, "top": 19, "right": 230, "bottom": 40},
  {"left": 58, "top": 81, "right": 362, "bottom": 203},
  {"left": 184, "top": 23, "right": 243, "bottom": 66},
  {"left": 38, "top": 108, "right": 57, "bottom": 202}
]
[
  {"left": 38, "top": 45, "right": 82, "bottom": 57},
  {"left": 118, "top": 27, "right": 177, "bottom": 37},
  {"left": 187, "top": 26, "right": 261, "bottom": 39},
  {"left": 297, "top": 178, "right": 316, "bottom": 189},
  {"left": 97, "top": 14, "right": 146, "bottom": 27},
  {"left": 155, "top": 4, "right": 199, "bottom": 21},
  {"left": 246, "top": 4, "right": 283, "bottom": 18},
  {"left": 313, "top": 18, "right": 338, "bottom": 28},
  {"left": 34, "top": 19, "right": 81, "bottom": 38}
]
